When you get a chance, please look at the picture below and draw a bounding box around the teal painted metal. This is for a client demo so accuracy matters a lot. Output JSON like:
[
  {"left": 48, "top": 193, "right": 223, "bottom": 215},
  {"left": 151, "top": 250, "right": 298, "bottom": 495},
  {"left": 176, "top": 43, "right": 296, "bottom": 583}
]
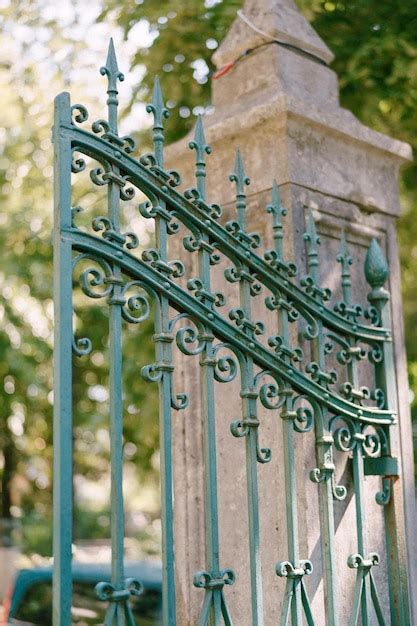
[{"left": 53, "top": 40, "right": 410, "bottom": 626}]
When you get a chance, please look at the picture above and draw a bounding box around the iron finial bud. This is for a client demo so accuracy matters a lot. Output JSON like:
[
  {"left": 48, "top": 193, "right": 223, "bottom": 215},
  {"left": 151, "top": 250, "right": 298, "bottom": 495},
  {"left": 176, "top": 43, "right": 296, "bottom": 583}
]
[{"left": 365, "top": 238, "right": 389, "bottom": 289}]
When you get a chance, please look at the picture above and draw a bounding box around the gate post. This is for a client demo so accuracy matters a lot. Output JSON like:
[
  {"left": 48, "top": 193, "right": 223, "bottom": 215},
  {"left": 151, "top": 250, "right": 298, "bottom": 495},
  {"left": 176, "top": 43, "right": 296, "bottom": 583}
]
[{"left": 166, "top": 0, "right": 416, "bottom": 622}]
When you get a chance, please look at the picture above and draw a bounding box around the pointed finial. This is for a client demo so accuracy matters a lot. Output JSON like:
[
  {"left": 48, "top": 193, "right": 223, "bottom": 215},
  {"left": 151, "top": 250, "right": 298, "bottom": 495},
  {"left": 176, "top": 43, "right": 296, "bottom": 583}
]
[
  {"left": 229, "top": 147, "right": 250, "bottom": 229},
  {"left": 146, "top": 76, "right": 169, "bottom": 167},
  {"left": 267, "top": 180, "right": 287, "bottom": 258},
  {"left": 365, "top": 238, "right": 389, "bottom": 289},
  {"left": 189, "top": 115, "right": 211, "bottom": 200},
  {"left": 303, "top": 209, "right": 320, "bottom": 280},
  {"left": 101, "top": 39, "right": 124, "bottom": 88},
  {"left": 100, "top": 39, "right": 124, "bottom": 132},
  {"left": 337, "top": 230, "right": 353, "bottom": 303}
]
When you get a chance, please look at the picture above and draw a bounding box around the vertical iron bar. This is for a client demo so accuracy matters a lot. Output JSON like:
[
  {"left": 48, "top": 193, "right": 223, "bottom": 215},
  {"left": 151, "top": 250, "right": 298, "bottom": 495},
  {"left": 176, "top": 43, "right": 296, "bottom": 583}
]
[
  {"left": 53, "top": 91, "right": 73, "bottom": 626},
  {"left": 365, "top": 238, "right": 411, "bottom": 626},
  {"left": 236, "top": 158, "right": 263, "bottom": 626},
  {"left": 305, "top": 210, "right": 339, "bottom": 626},
  {"left": 271, "top": 183, "right": 303, "bottom": 624},
  {"left": 190, "top": 117, "right": 225, "bottom": 625},
  {"left": 155, "top": 211, "right": 176, "bottom": 625},
  {"left": 108, "top": 204, "right": 125, "bottom": 600},
  {"left": 241, "top": 352, "right": 264, "bottom": 626},
  {"left": 351, "top": 444, "right": 370, "bottom": 624},
  {"left": 340, "top": 233, "right": 371, "bottom": 625},
  {"left": 148, "top": 76, "right": 176, "bottom": 625},
  {"left": 312, "top": 330, "right": 338, "bottom": 626},
  {"left": 200, "top": 334, "right": 221, "bottom": 625},
  {"left": 199, "top": 221, "right": 221, "bottom": 621},
  {"left": 102, "top": 39, "right": 127, "bottom": 618}
]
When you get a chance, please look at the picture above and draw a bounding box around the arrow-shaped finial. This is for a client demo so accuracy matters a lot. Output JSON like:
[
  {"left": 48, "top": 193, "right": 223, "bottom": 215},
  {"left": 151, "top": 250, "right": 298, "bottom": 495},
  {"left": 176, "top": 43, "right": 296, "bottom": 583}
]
[
  {"left": 147, "top": 76, "right": 169, "bottom": 129},
  {"left": 101, "top": 38, "right": 124, "bottom": 91},
  {"left": 229, "top": 147, "right": 250, "bottom": 228},
  {"left": 267, "top": 180, "right": 287, "bottom": 258},
  {"left": 303, "top": 209, "right": 320, "bottom": 279},
  {"left": 270, "top": 180, "right": 282, "bottom": 212},
  {"left": 189, "top": 115, "right": 211, "bottom": 199},
  {"left": 192, "top": 115, "right": 210, "bottom": 156},
  {"left": 337, "top": 229, "right": 353, "bottom": 303},
  {"left": 100, "top": 39, "right": 124, "bottom": 132},
  {"left": 146, "top": 76, "right": 169, "bottom": 167}
]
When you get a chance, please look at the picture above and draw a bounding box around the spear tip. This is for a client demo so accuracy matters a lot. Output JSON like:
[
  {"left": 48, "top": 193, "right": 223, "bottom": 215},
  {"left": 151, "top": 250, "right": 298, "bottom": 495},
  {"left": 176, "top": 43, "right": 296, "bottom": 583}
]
[
  {"left": 101, "top": 38, "right": 124, "bottom": 85},
  {"left": 271, "top": 179, "right": 280, "bottom": 206}
]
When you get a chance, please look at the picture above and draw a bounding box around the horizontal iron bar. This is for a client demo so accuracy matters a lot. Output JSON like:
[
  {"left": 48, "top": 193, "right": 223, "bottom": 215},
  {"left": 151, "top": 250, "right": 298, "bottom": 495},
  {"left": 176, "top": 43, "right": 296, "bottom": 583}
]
[
  {"left": 64, "top": 227, "right": 395, "bottom": 426},
  {"left": 58, "top": 119, "right": 389, "bottom": 344}
]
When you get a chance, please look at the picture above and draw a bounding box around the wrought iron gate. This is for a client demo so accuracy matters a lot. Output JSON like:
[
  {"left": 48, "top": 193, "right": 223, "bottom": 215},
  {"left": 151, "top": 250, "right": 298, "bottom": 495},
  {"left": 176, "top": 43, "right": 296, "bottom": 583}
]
[{"left": 53, "top": 41, "right": 410, "bottom": 626}]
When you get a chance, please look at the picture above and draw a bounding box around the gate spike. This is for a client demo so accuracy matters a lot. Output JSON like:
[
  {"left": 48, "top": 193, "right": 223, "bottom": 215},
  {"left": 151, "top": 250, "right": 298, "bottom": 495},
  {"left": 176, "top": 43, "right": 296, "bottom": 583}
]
[
  {"left": 337, "top": 229, "right": 353, "bottom": 304},
  {"left": 146, "top": 75, "right": 169, "bottom": 167},
  {"left": 267, "top": 180, "right": 287, "bottom": 259},
  {"left": 189, "top": 114, "right": 211, "bottom": 200},
  {"left": 303, "top": 208, "right": 320, "bottom": 280},
  {"left": 100, "top": 38, "right": 124, "bottom": 133},
  {"left": 229, "top": 147, "right": 250, "bottom": 229}
]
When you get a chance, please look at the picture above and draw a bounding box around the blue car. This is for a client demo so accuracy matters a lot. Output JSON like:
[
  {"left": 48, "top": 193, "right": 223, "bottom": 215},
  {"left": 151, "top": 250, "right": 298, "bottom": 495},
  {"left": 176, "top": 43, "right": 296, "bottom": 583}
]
[{"left": 2, "top": 561, "right": 162, "bottom": 625}]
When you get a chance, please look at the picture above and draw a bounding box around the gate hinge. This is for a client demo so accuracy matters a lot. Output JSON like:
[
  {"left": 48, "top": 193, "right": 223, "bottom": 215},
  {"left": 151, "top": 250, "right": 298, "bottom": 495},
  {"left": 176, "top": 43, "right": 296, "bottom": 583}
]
[{"left": 364, "top": 456, "right": 399, "bottom": 477}]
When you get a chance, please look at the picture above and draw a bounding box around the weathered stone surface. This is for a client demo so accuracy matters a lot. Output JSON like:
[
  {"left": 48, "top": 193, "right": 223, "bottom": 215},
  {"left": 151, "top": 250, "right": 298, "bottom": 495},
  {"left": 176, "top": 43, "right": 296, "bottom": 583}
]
[
  {"left": 212, "top": 0, "right": 334, "bottom": 68},
  {"left": 166, "top": 0, "right": 416, "bottom": 622}
]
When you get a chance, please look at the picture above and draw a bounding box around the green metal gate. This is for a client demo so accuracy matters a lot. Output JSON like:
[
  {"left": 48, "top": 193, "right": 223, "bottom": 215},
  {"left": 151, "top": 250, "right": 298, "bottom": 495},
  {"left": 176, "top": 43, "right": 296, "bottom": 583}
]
[{"left": 53, "top": 41, "right": 410, "bottom": 626}]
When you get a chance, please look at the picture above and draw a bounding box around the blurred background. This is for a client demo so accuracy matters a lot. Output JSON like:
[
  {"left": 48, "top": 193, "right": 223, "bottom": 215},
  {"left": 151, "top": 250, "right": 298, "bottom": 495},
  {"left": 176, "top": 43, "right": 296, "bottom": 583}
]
[{"left": 1, "top": 0, "right": 417, "bottom": 607}]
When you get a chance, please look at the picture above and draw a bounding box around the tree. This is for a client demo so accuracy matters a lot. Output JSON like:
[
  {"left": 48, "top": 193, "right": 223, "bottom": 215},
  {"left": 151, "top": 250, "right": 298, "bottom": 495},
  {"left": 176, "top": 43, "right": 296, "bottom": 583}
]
[{"left": 0, "top": 2, "right": 160, "bottom": 555}]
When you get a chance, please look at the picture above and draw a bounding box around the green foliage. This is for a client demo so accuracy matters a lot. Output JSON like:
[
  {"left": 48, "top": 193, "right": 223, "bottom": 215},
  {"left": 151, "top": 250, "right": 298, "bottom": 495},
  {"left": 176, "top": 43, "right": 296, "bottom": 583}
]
[
  {"left": 0, "top": 1, "right": 160, "bottom": 553},
  {"left": 100, "top": 0, "right": 242, "bottom": 144}
]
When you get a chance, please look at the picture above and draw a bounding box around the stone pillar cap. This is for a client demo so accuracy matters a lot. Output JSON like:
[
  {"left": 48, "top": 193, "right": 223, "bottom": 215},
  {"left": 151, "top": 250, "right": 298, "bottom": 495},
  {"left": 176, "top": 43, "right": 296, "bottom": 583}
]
[{"left": 212, "top": 0, "right": 334, "bottom": 69}]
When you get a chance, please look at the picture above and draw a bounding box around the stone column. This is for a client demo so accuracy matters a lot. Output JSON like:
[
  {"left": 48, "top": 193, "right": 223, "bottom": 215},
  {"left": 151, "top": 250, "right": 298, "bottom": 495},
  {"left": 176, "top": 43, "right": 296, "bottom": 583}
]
[{"left": 166, "top": 0, "right": 416, "bottom": 622}]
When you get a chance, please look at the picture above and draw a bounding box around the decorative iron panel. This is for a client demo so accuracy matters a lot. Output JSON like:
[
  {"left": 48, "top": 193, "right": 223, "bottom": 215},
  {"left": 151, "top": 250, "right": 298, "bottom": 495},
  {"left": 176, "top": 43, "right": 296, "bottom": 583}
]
[{"left": 52, "top": 41, "right": 409, "bottom": 626}]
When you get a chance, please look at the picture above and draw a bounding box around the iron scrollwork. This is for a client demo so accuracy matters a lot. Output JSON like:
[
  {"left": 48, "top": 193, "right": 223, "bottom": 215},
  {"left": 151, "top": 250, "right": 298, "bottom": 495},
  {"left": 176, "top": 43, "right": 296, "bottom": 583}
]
[{"left": 55, "top": 36, "right": 402, "bottom": 626}]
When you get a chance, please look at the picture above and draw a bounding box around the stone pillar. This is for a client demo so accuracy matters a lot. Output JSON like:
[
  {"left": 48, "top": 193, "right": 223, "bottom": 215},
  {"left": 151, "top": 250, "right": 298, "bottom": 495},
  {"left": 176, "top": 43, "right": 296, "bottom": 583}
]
[{"left": 166, "top": 0, "right": 416, "bottom": 622}]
